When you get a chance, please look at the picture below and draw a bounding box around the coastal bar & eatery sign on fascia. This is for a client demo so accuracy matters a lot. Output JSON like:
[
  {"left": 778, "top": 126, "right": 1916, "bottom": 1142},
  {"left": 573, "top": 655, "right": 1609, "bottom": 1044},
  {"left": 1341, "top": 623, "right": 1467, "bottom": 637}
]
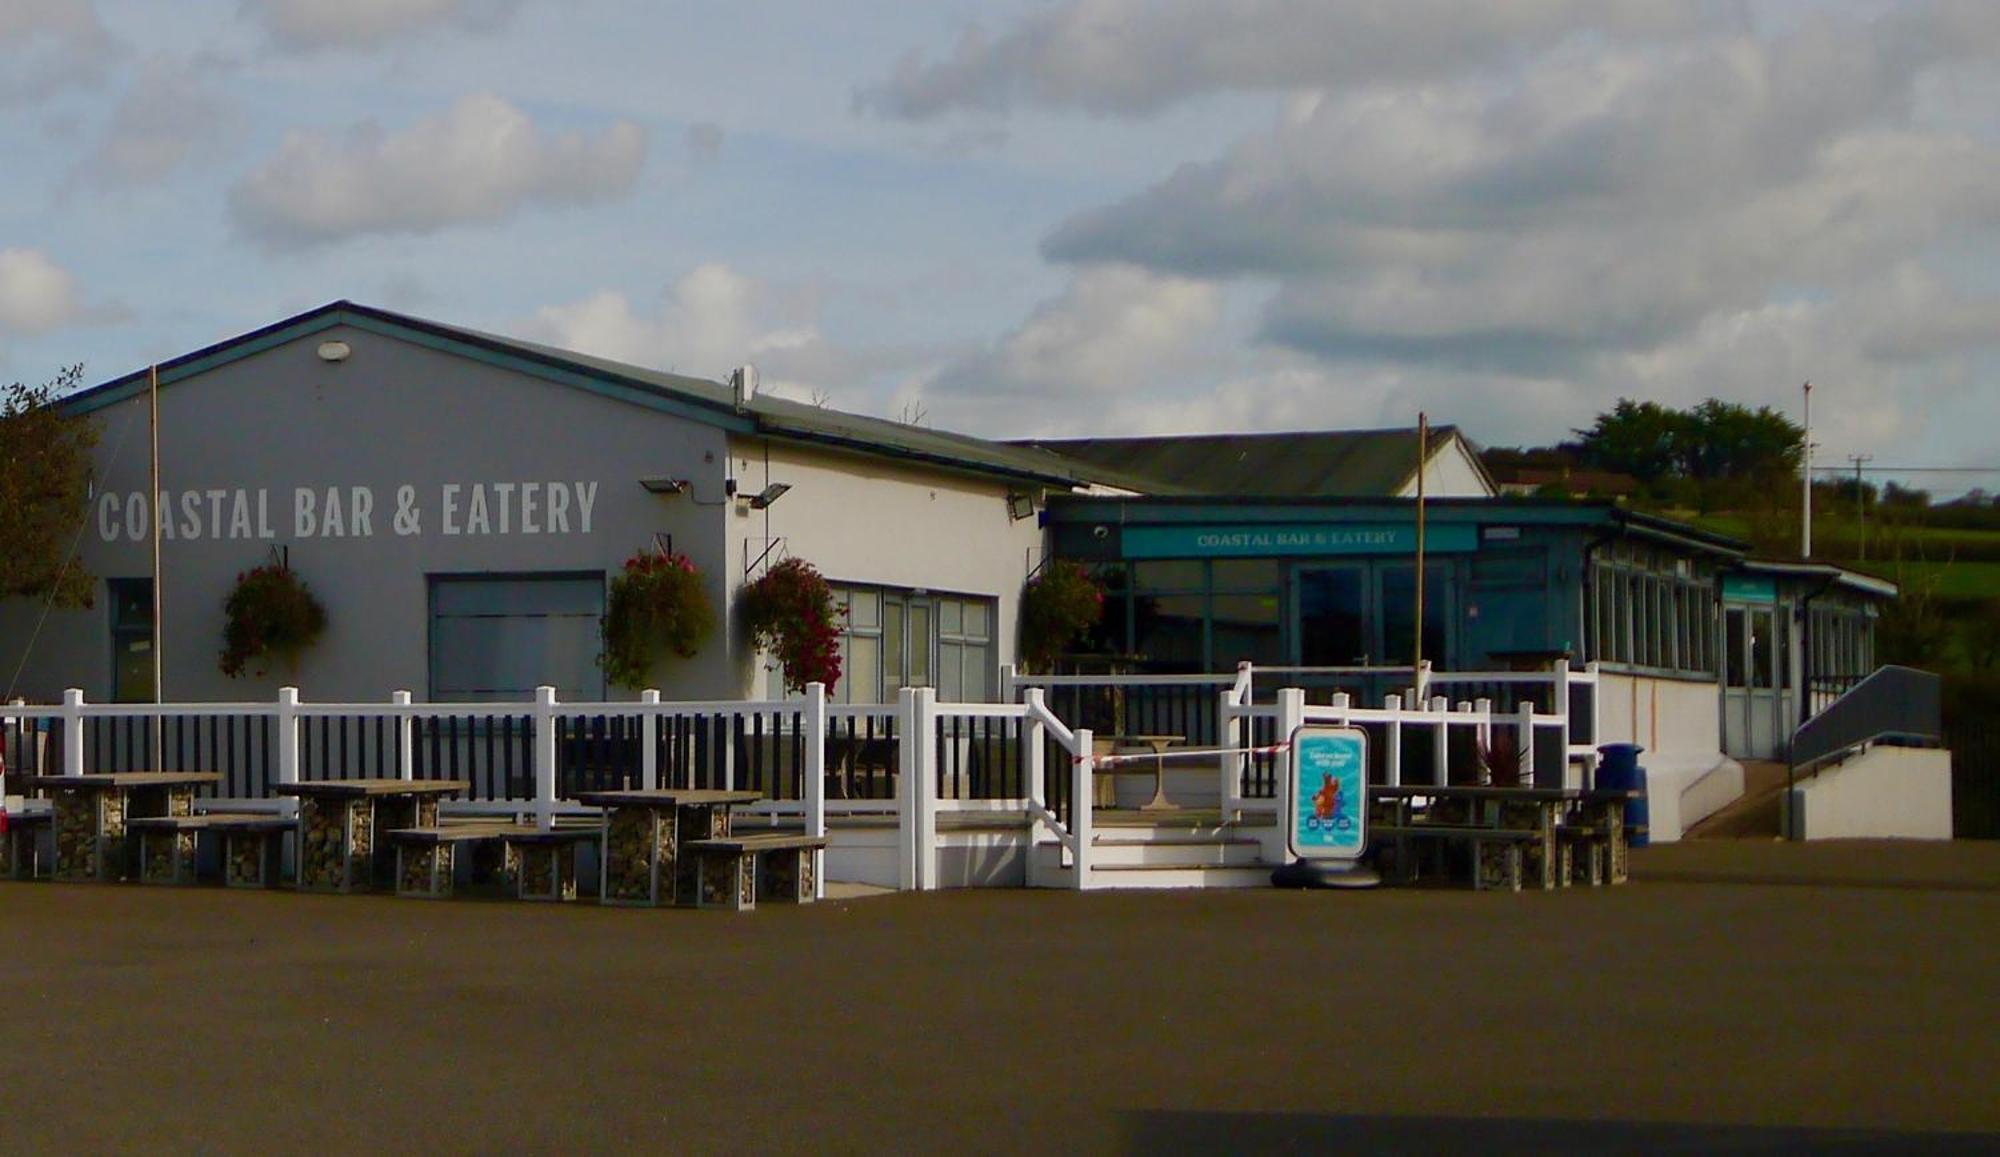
[{"left": 96, "top": 481, "right": 602, "bottom": 542}]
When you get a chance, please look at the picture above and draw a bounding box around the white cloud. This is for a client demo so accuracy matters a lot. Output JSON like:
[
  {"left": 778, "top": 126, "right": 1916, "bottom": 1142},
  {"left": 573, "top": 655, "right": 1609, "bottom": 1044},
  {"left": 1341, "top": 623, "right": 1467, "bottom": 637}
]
[
  {"left": 242, "top": 0, "right": 522, "bottom": 54},
  {"left": 0, "top": 0, "right": 115, "bottom": 104},
  {"left": 71, "top": 55, "right": 234, "bottom": 188},
  {"left": 927, "top": 264, "right": 1222, "bottom": 400},
  {"left": 520, "top": 264, "right": 846, "bottom": 398},
  {"left": 228, "top": 93, "right": 647, "bottom": 246},
  {"left": 861, "top": 0, "right": 1703, "bottom": 118},
  {"left": 0, "top": 249, "right": 88, "bottom": 334}
]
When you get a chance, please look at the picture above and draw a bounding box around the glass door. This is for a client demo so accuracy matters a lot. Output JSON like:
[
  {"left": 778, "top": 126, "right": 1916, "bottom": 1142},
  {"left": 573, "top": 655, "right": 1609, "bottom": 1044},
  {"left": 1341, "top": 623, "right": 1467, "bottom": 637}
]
[{"left": 1294, "top": 566, "right": 1367, "bottom": 666}]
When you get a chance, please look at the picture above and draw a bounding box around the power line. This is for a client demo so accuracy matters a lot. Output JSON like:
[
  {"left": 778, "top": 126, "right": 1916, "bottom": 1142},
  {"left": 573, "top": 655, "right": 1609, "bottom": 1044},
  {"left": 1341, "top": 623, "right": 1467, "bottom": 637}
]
[{"left": 1807, "top": 465, "right": 2000, "bottom": 474}]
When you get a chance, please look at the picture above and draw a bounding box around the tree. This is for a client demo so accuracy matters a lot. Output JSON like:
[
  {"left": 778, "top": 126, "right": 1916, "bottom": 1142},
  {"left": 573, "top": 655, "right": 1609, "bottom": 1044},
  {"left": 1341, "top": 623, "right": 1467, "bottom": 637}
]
[
  {"left": 1573, "top": 399, "right": 1684, "bottom": 484},
  {"left": 0, "top": 365, "right": 99, "bottom": 607}
]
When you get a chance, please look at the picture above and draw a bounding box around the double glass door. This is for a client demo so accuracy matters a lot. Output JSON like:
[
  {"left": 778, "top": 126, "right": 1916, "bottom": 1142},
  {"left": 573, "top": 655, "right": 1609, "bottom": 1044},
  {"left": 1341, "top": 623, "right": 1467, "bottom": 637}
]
[
  {"left": 1294, "top": 564, "right": 1451, "bottom": 668},
  {"left": 1721, "top": 602, "right": 1792, "bottom": 758}
]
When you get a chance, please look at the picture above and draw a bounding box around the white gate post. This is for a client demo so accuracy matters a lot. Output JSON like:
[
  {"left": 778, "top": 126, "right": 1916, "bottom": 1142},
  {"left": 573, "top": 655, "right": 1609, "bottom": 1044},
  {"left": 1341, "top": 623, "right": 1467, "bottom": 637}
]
[
  {"left": 998, "top": 663, "right": 1019, "bottom": 703},
  {"left": 1517, "top": 701, "right": 1537, "bottom": 789},
  {"left": 914, "top": 687, "right": 939, "bottom": 891},
  {"left": 1218, "top": 690, "right": 1241, "bottom": 820},
  {"left": 392, "top": 691, "right": 414, "bottom": 780},
  {"left": 1552, "top": 659, "right": 1575, "bottom": 789},
  {"left": 1024, "top": 689, "right": 1048, "bottom": 845},
  {"left": 61, "top": 689, "right": 86, "bottom": 778},
  {"left": 896, "top": 687, "right": 920, "bottom": 891},
  {"left": 275, "top": 687, "right": 300, "bottom": 817},
  {"left": 1384, "top": 693, "right": 1403, "bottom": 787},
  {"left": 533, "top": 685, "right": 559, "bottom": 831},
  {"left": 804, "top": 682, "right": 827, "bottom": 899},
  {"left": 1071, "top": 726, "right": 1093, "bottom": 890},
  {"left": 1268, "top": 688, "right": 1306, "bottom": 865},
  {"left": 640, "top": 690, "right": 660, "bottom": 791}
]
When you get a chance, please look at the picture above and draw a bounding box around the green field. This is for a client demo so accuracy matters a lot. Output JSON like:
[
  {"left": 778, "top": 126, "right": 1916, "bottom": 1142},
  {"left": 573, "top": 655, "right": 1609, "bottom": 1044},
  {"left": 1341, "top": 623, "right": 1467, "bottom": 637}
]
[{"left": 1850, "top": 560, "right": 2000, "bottom": 600}]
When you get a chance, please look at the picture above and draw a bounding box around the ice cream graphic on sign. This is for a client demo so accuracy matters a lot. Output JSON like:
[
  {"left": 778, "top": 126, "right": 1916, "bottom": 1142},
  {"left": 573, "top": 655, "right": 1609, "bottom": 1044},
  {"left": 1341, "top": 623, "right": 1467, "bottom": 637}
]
[{"left": 1289, "top": 726, "right": 1368, "bottom": 861}]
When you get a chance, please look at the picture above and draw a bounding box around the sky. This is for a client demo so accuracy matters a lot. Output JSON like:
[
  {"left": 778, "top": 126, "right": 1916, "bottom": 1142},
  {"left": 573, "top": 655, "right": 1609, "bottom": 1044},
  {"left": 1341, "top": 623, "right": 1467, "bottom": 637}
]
[{"left": 3, "top": 0, "right": 1998, "bottom": 495}]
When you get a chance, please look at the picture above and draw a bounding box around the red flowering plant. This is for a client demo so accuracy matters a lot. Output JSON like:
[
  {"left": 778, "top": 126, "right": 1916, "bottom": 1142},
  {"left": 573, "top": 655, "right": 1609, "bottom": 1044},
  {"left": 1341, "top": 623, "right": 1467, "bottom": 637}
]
[
  {"left": 1019, "top": 559, "right": 1104, "bottom": 673},
  {"left": 219, "top": 563, "right": 328, "bottom": 678},
  {"left": 602, "top": 549, "right": 717, "bottom": 690},
  {"left": 739, "top": 557, "right": 842, "bottom": 695}
]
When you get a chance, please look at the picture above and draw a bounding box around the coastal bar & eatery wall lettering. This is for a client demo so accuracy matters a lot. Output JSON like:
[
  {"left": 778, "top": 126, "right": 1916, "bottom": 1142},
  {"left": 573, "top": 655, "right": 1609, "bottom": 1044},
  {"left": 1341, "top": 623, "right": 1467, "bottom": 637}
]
[{"left": 96, "top": 481, "right": 602, "bottom": 542}]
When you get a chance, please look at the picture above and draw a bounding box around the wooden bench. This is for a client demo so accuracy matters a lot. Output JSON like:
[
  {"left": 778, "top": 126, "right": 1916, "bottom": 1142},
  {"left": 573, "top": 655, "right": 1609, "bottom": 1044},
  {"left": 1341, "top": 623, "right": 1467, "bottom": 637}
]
[
  {"left": 126, "top": 813, "right": 291, "bottom": 886},
  {"left": 386, "top": 823, "right": 516, "bottom": 899},
  {"left": 1371, "top": 824, "right": 1550, "bottom": 892},
  {"left": 4, "top": 809, "right": 52, "bottom": 880},
  {"left": 682, "top": 833, "right": 828, "bottom": 911}
]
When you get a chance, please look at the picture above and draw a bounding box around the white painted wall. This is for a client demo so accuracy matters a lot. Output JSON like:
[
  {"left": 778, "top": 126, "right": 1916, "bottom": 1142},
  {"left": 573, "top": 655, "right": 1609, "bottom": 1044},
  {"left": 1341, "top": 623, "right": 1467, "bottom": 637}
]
[
  {"left": 723, "top": 436, "right": 1045, "bottom": 699},
  {"left": 1394, "top": 435, "right": 1493, "bottom": 498},
  {"left": 1784, "top": 746, "right": 1954, "bottom": 840},
  {"left": 1595, "top": 670, "right": 1734, "bottom": 842}
]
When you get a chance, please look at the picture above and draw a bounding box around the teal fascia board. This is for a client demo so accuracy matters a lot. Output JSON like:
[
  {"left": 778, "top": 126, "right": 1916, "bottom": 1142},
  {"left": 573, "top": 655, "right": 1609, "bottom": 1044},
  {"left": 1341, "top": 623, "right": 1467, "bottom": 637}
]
[
  {"left": 62, "top": 314, "right": 347, "bottom": 415},
  {"left": 1722, "top": 575, "right": 1779, "bottom": 603}
]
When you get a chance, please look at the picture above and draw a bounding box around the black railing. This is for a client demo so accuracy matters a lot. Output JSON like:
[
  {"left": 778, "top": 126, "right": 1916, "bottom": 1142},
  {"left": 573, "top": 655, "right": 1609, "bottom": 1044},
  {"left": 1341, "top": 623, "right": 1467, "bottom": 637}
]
[
  {"left": 1790, "top": 665, "right": 1942, "bottom": 776},
  {"left": 935, "top": 714, "right": 1027, "bottom": 801},
  {"left": 826, "top": 712, "right": 899, "bottom": 802},
  {"left": 410, "top": 714, "right": 534, "bottom": 801},
  {"left": 1033, "top": 682, "right": 1226, "bottom": 747}
]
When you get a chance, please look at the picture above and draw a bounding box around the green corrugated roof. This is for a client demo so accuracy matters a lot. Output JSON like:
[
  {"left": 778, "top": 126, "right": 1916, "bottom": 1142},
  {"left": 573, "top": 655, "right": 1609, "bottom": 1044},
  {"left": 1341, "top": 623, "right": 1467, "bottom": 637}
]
[
  {"left": 64, "top": 301, "right": 1107, "bottom": 489},
  {"left": 1017, "top": 427, "right": 1471, "bottom": 497}
]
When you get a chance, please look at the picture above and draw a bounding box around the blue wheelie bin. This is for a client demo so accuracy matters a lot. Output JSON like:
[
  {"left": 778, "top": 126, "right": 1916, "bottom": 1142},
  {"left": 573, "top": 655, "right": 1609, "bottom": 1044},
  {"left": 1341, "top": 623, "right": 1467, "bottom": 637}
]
[{"left": 1595, "top": 742, "right": 1650, "bottom": 847}]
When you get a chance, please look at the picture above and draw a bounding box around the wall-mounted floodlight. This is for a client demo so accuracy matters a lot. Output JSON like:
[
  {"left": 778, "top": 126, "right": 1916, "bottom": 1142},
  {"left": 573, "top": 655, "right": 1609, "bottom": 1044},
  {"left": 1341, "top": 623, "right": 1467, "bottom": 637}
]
[
  {"left": 639, "top": 477, "right": 688, "bottom": 495},
  {"left": 1006, "top": 492, "right": 1035, "bottom": 521},
  {"left": 747, "top": 482, "right": 791, "bottom": 510}
]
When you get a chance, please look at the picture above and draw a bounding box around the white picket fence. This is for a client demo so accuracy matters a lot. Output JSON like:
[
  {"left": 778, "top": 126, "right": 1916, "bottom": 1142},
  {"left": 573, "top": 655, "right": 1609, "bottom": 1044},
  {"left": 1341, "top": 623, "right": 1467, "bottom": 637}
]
[{"left": 3, "top": 660, "right": 1605, "bottom": 892}]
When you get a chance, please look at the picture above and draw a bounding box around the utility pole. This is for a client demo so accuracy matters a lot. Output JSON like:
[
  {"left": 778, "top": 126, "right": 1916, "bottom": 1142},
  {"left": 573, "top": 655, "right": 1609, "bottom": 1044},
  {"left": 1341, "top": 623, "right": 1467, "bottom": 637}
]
[
  {"left": 1800, "top": 382, "right": 1811, "bottom": 559},
  {"left": 1850, "top": 453, "right": 1872, "bottom": 560}
]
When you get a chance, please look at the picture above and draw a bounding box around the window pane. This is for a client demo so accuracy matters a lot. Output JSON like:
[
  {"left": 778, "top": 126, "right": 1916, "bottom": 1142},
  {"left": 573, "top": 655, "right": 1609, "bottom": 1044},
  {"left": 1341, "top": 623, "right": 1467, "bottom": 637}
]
[
  {"left": 962, "top": 642, "right": 991, "bottom": 701},
  {"left": 939, "top": 641, "right": 962, "bottom": 700},
  {"left": 1212, "top": 559, "right": 1279, "bottom": 592},
  {"left": 847, "top": 636, "right": 881, "bottom": 704},
  {"left": 1133, "top": 560, "right": 1205, "bottom": 592},
  {"left": 1212, "top": 593, "right": 1282, "bottom": 666},
  {"left": 939, "top": 599, "right": 962, "bottom": 635},
  {"left": 884, "top": 603, "right": 905, "bottom": 685},
  {"left": 1726, "top": 609, "right": 1747, "bottom": 687},
  {"left": 1134, "top": 593, "right": 1205, "bottom": 670},
  {"left": 847, "top": 589, "right": 880, "bottom": 630},
  {"left": 963, "top": 601, "right": 989, "bottom": 640},
  {"left": 1299, "top": 568, "right": 1366, "bottom": 666},
  {"left": 909, "top": 604, "right": 932, "bottom": 685}
]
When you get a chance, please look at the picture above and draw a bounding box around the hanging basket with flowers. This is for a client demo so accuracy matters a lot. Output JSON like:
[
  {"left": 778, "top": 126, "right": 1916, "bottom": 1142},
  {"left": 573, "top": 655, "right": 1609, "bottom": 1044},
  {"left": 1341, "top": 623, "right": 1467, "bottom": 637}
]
[
  {"left": 219, "top": 562, "right": 328, "bottom": 678},
  {"left": 601, "top": 549, "right": 717, "bottom": 690},
  {"left": 1019, "top": 559, "right": 1104, "bottom": 674},
  {"left": 739, "top": 557, "right": 842, "bottom": 695}
]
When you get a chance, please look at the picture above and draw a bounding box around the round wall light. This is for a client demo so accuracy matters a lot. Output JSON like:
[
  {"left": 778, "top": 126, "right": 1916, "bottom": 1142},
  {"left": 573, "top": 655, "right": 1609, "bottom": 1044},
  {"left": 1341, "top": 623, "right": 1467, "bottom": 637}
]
[{"left": 316, "top": 340, "right": 352, "bottom": 363}]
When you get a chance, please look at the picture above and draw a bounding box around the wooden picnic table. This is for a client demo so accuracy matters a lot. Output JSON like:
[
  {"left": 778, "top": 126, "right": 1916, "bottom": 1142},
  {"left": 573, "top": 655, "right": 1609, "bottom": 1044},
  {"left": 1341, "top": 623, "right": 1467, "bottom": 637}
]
[
  {"left": 17, "top": 772, "right": 221, "bottom": 882},
  {"left": 572, "top": 788, "right": 762, "bottom": 907},
  {"left": 1096, "top": 734, "right": 1186, "bottom": 811},
  {"left": 273, "top": 779, "right": 470, "bottom": 893},
  {"left": 1367, "top": 785, "right": 1642, "bottom": 890}
]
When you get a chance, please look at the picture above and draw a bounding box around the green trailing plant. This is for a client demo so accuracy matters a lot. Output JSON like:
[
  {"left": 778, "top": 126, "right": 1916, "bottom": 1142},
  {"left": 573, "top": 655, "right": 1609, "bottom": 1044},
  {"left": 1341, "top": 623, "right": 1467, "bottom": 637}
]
[
  {"left": 0, "top": 365, "right": 99, "bottom": 607},
  {"left": 739, "top": 557, "right": 842, "bottom": 694},
  {"left": 601, "top": 549, "right": 716, "bottom": 690},
  {"left": 1019, "top": 559, "right": 1104, "bottom": 673},
  {"left": 219, "top": 563, "right": 327, "bottom": 678}
]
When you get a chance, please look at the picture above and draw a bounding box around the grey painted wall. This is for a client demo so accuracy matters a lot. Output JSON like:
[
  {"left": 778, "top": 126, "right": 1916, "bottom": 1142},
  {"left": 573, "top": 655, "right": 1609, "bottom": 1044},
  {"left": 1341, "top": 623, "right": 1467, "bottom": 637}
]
[{"left": 0, "top": 324, "right": 739, "bottom": 703}]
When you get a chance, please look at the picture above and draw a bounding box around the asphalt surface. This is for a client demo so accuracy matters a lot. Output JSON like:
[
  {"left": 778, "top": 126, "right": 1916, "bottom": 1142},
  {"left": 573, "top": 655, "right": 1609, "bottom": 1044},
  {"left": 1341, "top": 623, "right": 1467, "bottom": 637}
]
[{"left": 4, "top": 839, "right": 1997, "bottom": 1154}]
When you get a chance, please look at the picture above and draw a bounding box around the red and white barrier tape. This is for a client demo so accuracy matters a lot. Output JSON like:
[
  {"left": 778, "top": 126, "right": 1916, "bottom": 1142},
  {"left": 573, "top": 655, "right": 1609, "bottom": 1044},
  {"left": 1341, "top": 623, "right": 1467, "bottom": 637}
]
[{"left": 1079, "top": 741, "right": 1290, "bottom": 767}]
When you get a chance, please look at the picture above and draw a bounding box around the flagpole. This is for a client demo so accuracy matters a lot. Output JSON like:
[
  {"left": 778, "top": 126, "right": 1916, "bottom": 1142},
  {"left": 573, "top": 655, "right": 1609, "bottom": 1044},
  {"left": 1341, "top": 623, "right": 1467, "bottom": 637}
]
[
  {"left": 1801, "top": 381, "right": 1812, "bottom": 559},
  {"left": 150, "top": 364, "right": 163, "bottom": 765},
  {"left": 1414, "top": 413, "right": 1428, "bottom": 703}
]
